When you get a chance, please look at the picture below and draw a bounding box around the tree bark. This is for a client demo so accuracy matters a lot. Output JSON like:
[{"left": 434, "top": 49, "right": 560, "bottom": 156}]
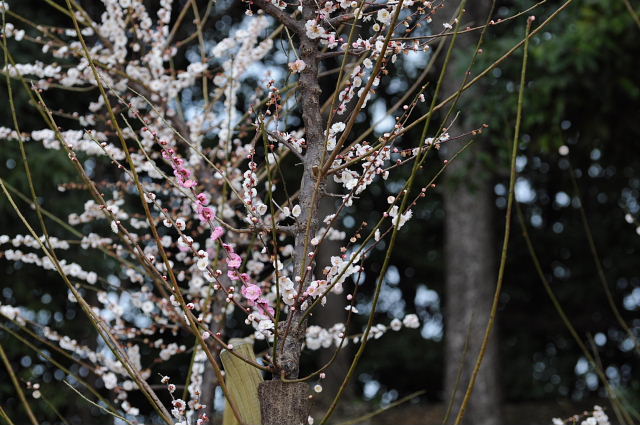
[{"left": 258, "top": 381, "right": 311, "bottom": 425}]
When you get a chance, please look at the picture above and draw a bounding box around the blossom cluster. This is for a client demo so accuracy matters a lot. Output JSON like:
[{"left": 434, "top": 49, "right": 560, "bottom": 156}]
[
  {"left": 0, "top": 0, "right": 462, "bottom": 421},
  {"left": 552, "top": 405, "right": 610, "bottom": 425}
]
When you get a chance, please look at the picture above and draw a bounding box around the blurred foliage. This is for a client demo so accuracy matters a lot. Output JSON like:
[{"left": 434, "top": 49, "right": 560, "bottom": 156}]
[
  {"left": 472, "top": 0, "right": 640, "bottom": 402},
  {"left": 350, "top": 0, "right": 640, "bottom": 410}
]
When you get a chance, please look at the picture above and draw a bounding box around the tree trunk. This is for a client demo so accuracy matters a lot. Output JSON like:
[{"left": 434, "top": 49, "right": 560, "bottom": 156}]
[
  {"left": 257, "top": 0, "right": 325, "bottom": 422},
  {"left": 258, "top": 381, "right": 310, "bottom": 425},
  {"left": 437, "top": 1, "right": 502, "bottom": 424},
  {"left": 442, "top": 154, "right": 502, "bottom": 425}
]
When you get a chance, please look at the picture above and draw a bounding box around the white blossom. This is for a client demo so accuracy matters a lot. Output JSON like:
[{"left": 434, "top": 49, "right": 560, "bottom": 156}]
[
  {"left": 402, "top": 314, "right": 420, "bottom": 329},
  {"left": 377, "top": 9, "right": 392, "bottom": 25}
]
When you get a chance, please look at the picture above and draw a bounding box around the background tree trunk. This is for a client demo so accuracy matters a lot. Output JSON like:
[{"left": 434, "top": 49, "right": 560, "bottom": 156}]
[
  {"left": 442, "top": 152, "right": 502, "bottom": 425},
  {"left": 436, "top": 1, "right": 502, "bottom": 424}
]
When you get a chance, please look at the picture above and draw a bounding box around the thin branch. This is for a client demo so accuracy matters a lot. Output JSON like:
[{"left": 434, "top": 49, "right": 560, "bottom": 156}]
[
  {"left": 252, "top": 0, "right": 304, "bottom": 36},
  {"left": 0, "top": 344, "right": 38, "bottom": 425},
  {"left": 265, "top": 129, "right": 305, "bottom": 162}
]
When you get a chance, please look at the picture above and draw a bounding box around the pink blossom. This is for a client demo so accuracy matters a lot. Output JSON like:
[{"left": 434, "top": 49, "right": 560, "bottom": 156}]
[
  {"left": 174, "top": 167, "right": 191, "bottom": 179},
  {"left": 196, "top": 192, "right": 210, "bottom": 205},
  {"left": 198, "top": 206, "right": 214, "bottom": 222},
  {"left": 226, "top": 252, "right": 242, "bottom": 269},
  {"left": 239, "top": 273, "right": 251, "bottom": 283},
  {"left": 211, "top": 226, "right": 224, "bottom": 240},
  {"left": 255, "top": 297, "right": 275, "bottom": 316},
  {"left": 227, "top": 270, "right": 240, "bottom": 280},
  {"left": 181, "top": 179, "right": 197, "bottom": 188},
  {"left": 242, "top": 284, "right": 262, "bottom": 301},
  {"left": 326, "top": 34, "right": 338, "bottom": 48}
]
